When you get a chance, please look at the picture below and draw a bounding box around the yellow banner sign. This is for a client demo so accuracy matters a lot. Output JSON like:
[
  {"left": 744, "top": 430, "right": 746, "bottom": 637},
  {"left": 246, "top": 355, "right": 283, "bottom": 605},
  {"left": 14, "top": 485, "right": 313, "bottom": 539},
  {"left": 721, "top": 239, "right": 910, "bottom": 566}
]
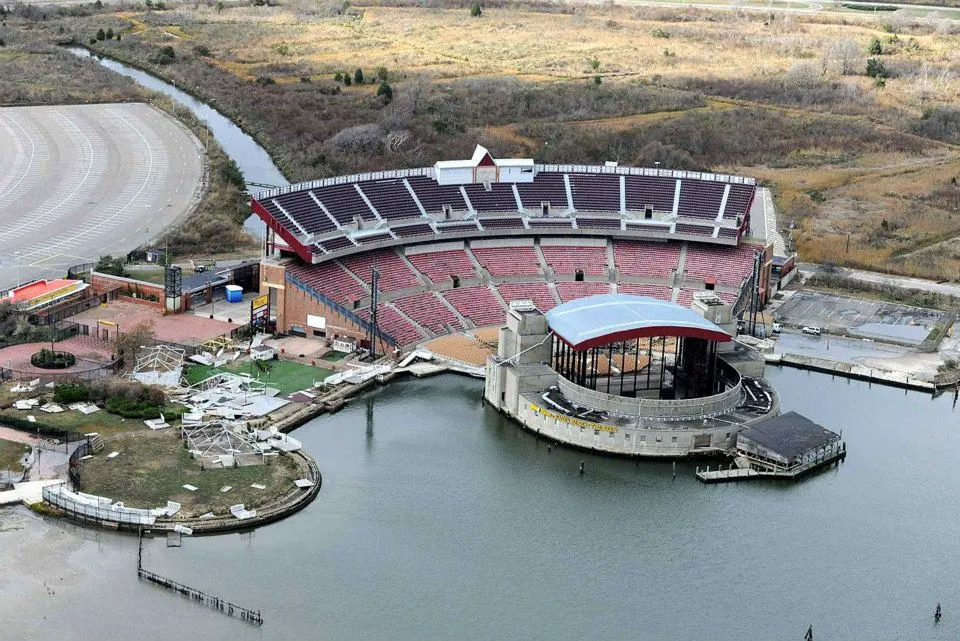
[
  {"left": 528, "top": 403, "right": 617, "bottom": 433},
  {"left": 251, "top": 294, "right": 269, "bottom": 311},
  {"left": 26, "top": 283, "right": 82, "bottom": 308}
]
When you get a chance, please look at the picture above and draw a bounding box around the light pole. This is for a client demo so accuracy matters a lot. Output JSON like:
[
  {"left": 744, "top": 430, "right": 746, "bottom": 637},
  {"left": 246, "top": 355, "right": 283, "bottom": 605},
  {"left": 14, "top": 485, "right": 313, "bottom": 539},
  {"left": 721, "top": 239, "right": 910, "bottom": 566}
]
[{"left": 14, "top": 251, "right": 21, "bottom": 288}]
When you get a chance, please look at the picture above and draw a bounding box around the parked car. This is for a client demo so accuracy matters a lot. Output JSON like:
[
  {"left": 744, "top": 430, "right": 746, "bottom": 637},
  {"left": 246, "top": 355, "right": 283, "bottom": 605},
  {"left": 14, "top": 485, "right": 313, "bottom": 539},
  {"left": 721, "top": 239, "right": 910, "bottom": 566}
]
[
  {"left": 771, "top": 322, "right": 782, "bottom": 334},
  {"left": 801, "top": 326, "right": 822, "bottom": 336}
]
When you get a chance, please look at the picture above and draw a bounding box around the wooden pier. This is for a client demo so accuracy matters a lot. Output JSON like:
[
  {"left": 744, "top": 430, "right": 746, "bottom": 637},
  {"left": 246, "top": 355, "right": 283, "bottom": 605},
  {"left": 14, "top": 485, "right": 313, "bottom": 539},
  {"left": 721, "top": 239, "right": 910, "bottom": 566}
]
[
  {"left": 696, "top": 449, "right": 846, "bottom": 484},
  {"left": 137, "top": 530, "right": 263, "bottom": 626}
]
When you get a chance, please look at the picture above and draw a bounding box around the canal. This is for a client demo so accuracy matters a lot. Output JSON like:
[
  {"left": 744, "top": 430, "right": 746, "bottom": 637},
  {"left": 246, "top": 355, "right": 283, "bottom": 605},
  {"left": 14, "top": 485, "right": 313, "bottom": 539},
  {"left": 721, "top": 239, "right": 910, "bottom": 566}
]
[{"left": 1, "top": 367, "right": 958, "bottom": 640}]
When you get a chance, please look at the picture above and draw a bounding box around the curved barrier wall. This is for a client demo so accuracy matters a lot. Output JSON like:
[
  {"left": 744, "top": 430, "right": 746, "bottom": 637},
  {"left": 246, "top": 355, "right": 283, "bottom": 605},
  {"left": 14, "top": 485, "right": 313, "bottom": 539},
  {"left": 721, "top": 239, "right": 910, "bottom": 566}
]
[{"left": 556, "top": 363, "right": 742, "bottom": 420}]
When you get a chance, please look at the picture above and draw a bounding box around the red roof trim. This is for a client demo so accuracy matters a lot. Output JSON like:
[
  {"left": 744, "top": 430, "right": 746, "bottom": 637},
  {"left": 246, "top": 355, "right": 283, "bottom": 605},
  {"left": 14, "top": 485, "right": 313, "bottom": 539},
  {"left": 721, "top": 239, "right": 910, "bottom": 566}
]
[
  {"left": 554, "top": 326, "right": 730, "bottom": 350},
  {"left": 251, "top": 198, "right": 313, "bottom": 262},
  {"left": 476, "top": 152, "right": 496, "bottom": 167}
]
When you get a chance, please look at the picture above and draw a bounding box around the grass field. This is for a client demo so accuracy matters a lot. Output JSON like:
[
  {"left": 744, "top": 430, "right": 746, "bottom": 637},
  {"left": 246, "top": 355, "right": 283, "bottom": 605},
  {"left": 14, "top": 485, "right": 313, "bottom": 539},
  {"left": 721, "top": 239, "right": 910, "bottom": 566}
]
[
  {"left": 0, "top": 406, "right": 164, "bottom": 437},
  {"left": 0, "top": 438, "right": 29, "bottom": 473},
  {"left": 80, "top": 430, "right": 300, "bottom": 515},
  {"left": 184, "top": 359, "right": 332, "bottom": 395}
]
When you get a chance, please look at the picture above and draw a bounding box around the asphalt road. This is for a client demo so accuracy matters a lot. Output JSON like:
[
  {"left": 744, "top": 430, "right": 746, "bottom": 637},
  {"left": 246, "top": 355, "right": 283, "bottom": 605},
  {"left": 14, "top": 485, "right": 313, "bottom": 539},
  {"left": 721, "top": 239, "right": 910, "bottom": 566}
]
[{"left": 0, "top": 103, "right": 204, "bottom": 291}]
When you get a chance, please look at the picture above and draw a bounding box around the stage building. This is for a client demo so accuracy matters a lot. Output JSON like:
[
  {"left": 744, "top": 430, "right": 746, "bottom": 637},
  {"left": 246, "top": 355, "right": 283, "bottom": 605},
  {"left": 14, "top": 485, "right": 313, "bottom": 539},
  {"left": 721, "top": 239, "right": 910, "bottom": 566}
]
[{"left": 485, "top": 292, "right": 779, "bottom": 457}]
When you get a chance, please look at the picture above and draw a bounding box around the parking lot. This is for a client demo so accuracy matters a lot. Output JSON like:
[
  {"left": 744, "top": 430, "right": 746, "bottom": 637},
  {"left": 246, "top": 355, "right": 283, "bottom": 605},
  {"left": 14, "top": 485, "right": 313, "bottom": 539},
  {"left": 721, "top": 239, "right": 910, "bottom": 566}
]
[
  {"left": 773, "top": 290, "right": 951, "bottom": 345},
  {"left": 0, "top": 103, "right": 203, "bottom": 290}
]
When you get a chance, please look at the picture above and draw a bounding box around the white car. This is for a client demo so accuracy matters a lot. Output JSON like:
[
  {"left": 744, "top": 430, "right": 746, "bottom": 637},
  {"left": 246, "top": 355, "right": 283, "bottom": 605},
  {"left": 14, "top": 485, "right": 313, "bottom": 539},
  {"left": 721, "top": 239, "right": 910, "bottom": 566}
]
[
  {"left": 801, "top": 326, "right": 822, "bottom": 336},
  {"left": 771, "top": 322, "right": 782, "bottom": 334}
]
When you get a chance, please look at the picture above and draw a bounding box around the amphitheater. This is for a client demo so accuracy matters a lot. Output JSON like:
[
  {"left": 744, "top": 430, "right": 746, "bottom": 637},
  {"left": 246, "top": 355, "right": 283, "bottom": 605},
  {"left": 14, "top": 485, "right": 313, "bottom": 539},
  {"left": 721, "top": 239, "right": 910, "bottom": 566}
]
[{"left": 252, "top": 146, "right": 774, "bottom": 354}]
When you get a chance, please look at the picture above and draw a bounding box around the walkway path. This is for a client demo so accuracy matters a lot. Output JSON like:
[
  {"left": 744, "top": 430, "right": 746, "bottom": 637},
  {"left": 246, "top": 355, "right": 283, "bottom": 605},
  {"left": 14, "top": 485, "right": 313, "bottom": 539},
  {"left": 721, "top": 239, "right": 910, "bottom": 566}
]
[{"left": 799, "top": 263, "right": 960, "bottom": 299}]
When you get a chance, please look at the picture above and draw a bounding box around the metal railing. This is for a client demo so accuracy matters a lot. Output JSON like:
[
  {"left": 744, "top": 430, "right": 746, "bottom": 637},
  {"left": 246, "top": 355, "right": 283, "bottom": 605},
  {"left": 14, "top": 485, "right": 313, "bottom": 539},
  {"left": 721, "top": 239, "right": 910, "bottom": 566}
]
[{"left": 254, "top": 164, "right": 756, "bottom": 200}]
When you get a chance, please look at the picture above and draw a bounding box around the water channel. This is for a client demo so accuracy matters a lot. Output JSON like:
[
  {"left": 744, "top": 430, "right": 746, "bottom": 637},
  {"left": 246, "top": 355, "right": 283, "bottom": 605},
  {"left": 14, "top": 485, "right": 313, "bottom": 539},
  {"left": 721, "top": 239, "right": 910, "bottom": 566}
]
[
  {"left": 65, "top": 46, "right": 287, "bottom": 233},
  {"left": 2, "top": 367, "right": 959, "bottom": 641}
]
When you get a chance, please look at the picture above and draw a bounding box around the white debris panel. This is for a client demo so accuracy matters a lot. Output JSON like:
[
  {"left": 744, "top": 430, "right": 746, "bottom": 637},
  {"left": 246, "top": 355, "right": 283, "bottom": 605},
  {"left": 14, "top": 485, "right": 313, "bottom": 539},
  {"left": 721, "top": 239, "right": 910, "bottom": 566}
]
[{"left": 178, "top": 373, "right": 289, "bottom": 419}]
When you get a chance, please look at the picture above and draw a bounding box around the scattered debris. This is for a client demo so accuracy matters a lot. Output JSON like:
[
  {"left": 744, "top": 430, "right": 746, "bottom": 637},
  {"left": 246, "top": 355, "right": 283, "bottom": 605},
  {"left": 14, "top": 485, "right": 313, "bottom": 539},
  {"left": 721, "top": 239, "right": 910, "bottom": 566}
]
[
  {"left": 39, "top": 403, "right": 64, "bottom": 413},
  {"left": 177, "top": 372, "right": 289, "bottom": 419},
  {"left": 199, "top": 512, "right": 215, "bottom": 519},
  {"left": 14, "top": 399, "right": 39, "bottom": 410},
  {"left": 250, "top": 483, "right": 266, "bottom": 490},
  {"left": 68, "top": 402, "right": 100, "bottom": 415},
  {"left": 164, "top": 501, "right": 181, "bottom": 517},
  {"left": 131, "top": 345, "right": 185, "bottom": 387},
  {"left": 143, "top": 417, "right": 170, "bottom": 430},
  {"left": 182, "top": 484, "right": 198, "bottom": 492},
  {"left": 220, "top": 486, "right": 232, "bottom": 493},
  {"left": 229, "top": 503, "right": 256, "bottom": 520},
  {"left": 173, "top": 524, "right": 193, "bottom": 535},
  {"left": 106, "top": 451, "right": 119, "bottom": 459},
  {"left": 293, "top": 479, "right": 314, "bottom": 488}
]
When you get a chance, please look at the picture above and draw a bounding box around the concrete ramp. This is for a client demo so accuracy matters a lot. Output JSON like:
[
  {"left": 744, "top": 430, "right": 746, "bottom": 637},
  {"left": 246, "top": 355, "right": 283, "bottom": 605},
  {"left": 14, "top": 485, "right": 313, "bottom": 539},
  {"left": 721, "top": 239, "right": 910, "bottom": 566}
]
[{"left": 0, "top": 479, "right": 65, "bottom": 506}]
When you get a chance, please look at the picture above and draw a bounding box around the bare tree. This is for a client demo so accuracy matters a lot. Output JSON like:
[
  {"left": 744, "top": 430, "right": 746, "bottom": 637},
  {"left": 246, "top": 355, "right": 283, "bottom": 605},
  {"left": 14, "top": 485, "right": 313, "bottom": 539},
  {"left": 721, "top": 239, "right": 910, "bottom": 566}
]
[
  {"left": 826, "top": 38, "right": 860, "bottom": 76},
  {"left": 912, "top": 63, "right": 954, "bottom": 103},
  {"left": 114, "top": 320, "right": 156, "bottom": 368},
  {"left": 786, "top": 62, "right": 821, "bottom": 91}
]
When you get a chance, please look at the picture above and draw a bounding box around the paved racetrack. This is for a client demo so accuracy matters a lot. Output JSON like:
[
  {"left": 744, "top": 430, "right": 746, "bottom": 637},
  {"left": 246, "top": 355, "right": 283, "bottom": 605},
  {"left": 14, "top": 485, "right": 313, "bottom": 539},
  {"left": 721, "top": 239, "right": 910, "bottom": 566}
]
[{"left": 0, "top": 102, "right": 204, "bottom": 291}]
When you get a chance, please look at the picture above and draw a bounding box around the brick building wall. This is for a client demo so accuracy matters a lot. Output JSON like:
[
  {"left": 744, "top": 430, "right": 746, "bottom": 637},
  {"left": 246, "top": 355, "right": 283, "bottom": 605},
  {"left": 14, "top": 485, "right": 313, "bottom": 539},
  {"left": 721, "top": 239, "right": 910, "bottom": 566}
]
[{"left": 260, "top": 260, "right": 393, "bottom": 355}]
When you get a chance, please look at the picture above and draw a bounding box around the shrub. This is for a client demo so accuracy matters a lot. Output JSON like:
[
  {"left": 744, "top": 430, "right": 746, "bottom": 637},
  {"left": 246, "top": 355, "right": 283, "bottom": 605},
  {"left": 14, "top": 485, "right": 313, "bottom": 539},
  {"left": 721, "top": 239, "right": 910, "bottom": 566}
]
[
  {"left": 354, "top": 68, "right": 364, "bottom": 85},
  {"left": 106, "top": 27, "right": 113, "bottom": 40},
  {"left": 150, "top": 46, "right": 176, "bottom": 65},
  {"left": 334, "top": 71, "right": 342, "bottom": 82},
  {"left": 868, "top": 37, "right": 883, "bottom": 55},
  {"left": 30, "top": 349, "right": 76, "bottom": 370},
  {"left": 95, "top": 255, "right": 127, "bottom": 277},
  {"left": 193, "top": 44, "right": 211, "bottom": 57},
  {"left": 104, "top": 395, "right": 172, "bottom": 420},
  {"left": 470, "top": 2, "right": 481, "bottom": 17},
  {"left": 866, "top": 58, "right": 888, "bottom": 79},
  {"left": 376, "top": 80, "right": 393, "bottom": 103},
  {"left": 254, "top": 76, "right": 275, "bottom": 86},
  {"left": 343, "top": 74, "right": 351, "bottom": 86},
  {"left": 375, "top": 66, "right": 388, "bottom": 82},
  {"left": 54, "top": 383, "right": 90, "bottom": 404},
  {"left": 593, "top": 75, "right": 602, "bottom": 85},
  {"left": 652, "top": 28, "right": 670, "bottom": 38},
  {"left": 218, "top": 159, "right": 245, "bottom": 189},
  {"left": 96, "top": 27, "right": 105, "bottom": 41}
]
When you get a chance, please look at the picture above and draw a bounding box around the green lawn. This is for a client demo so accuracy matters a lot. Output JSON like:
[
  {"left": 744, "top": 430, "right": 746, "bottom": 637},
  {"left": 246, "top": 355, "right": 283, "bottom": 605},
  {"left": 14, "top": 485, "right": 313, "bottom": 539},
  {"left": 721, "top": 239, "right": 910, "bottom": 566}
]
[
  {"left": 127, "top": 267, "right": 167, "bottom": 285},
  {"left": 0, "top": 406, "right": 154, "bottom": 438},
  {"left": 0, "top": 438, "right": 29, "bottom": 472},
  {"left": 80, "top": 431, "right": 300, "bottom": 515},
  {"left": 184, "top": 359, "right": 331, "bottom": 395}
]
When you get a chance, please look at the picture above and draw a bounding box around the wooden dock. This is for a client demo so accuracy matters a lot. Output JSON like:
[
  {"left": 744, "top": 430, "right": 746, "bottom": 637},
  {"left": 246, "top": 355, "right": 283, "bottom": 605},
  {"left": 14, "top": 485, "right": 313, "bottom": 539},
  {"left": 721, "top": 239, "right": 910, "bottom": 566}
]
[{"left": 696, "top": 450, "right": 846, "bottom": 484}]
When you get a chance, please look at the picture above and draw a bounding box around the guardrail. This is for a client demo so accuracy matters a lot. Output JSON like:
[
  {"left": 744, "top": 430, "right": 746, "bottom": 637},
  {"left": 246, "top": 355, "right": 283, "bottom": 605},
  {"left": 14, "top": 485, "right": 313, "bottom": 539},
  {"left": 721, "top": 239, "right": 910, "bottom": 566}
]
[{"left": 254, "top": 164, "right": 756, "bottom": 200}]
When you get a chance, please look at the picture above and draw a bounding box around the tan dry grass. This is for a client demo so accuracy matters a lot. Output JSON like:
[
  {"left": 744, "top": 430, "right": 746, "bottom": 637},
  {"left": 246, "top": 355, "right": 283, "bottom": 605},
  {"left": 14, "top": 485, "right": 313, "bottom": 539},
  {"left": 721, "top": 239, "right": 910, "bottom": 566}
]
[{"left": 59, "top": 3, "right": 960, "bottom": 279}]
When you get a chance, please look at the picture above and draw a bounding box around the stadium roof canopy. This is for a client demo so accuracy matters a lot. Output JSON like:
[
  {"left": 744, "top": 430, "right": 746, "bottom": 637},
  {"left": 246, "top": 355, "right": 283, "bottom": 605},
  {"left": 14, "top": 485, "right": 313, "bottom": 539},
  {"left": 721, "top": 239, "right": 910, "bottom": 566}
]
[{"left": 546, "top": 294, "right": 731, "bottom": 349}]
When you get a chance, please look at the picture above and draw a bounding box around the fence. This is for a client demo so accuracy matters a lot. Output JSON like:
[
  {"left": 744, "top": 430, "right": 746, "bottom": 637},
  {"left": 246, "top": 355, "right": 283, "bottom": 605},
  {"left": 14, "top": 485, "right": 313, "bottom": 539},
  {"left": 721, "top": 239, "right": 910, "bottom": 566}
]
[
  {"left": 42, "top": 484, "right": 158, "bottom": 528},
  {"left": 67, "top": 438, "right": 92, "bottom": 491},
  {"left": 0, "top": 357, "right": 121, "bottom": 384}
]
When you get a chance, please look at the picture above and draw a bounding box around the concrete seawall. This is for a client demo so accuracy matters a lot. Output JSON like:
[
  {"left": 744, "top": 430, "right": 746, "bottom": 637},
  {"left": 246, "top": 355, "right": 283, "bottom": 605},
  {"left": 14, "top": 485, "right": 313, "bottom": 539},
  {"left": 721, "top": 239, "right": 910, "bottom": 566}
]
[{"left": 767, "top": 352, "right": 936, "bottom": 393}]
